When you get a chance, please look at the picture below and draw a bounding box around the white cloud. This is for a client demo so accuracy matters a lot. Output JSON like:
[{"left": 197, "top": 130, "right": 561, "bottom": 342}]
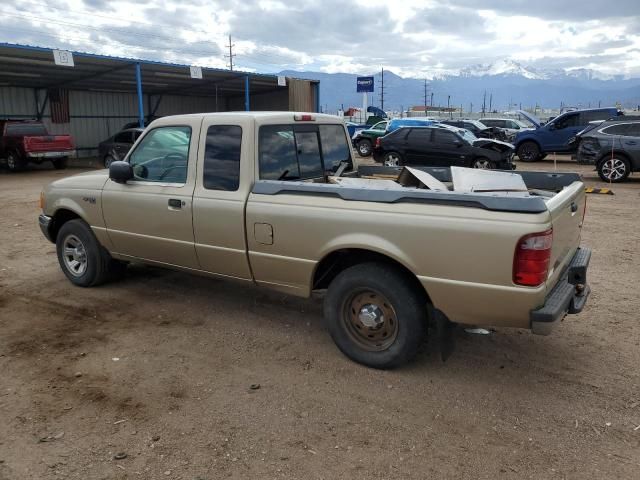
[{"left": 1, "top": 0, "right": 639, "bottom": 77}]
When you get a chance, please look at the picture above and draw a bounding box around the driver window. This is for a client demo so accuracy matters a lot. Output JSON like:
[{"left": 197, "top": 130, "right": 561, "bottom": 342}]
[
  {"left": 555, "top": 114, "right": 579, "bottom": 130},
  {"left": 129, "top": 126, "right": 191, "bottom": 184}
]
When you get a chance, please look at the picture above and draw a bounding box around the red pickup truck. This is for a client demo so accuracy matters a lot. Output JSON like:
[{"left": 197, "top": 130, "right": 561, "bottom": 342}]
[{"left": 1, "top": 120, "right": 75, "bottom": 172}]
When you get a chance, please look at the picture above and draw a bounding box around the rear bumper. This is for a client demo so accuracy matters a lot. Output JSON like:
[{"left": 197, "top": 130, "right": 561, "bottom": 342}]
[
  {"left": 530, "top": 247, "right": 591, "bottom": 335},
  {"left": 27, "top": 150, "right": 75, "bottom": 159},
  {"left": 38, "top": 214, "right": 55, "bottom": 243}
]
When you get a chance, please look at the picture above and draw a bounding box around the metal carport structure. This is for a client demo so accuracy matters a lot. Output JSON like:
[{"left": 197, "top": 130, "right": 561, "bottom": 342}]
[{"left": 0, "top": 43, "right": 320, "bottom": 157}]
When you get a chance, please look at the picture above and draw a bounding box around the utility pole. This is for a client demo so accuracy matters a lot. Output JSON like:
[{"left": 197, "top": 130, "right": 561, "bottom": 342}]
[
  {"left": 430, "top": 92, "right": 433, "bottom": 108},
  {"left": 470, "top": 102, "right": 473, "bottom": 113},
  {"left": 447, "top": 95, "right": 451, "bottom": 118},
  {"left": 225, "top": 35, "right": 236, "bottom": 71},
  {"left": 379, "top": 68, "right": 386, "bottom": 112},
  {"left": 482, "top": 90, "right": 486, "bottom": 116},
  {"left": 423, "top": 79, "right": 429, "bottom": 115},
  {"left": 489, "top": 93, "right": 493, "bottom": 113}
]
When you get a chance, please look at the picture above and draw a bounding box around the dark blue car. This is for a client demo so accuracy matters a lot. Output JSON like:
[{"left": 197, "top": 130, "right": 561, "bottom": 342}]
[{"left": 515, "top": 108, "right": 622, "bottom": 161}]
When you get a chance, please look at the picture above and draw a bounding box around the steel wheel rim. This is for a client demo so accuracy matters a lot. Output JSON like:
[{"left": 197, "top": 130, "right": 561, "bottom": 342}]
[
  {"left": 62, "top": 234, "right": 88, "bottom": 277},
  {"left": 104, "top": 156, "right": 114, "bottom": 168},
  {"left": 7, "top": 154, "right": 16, "bottom": 169},
  {"left": 384, "top": 154, "right": 400, "bottom": 167},
  {"left": 601, "top": 158, "right": 626, "bottom": 180},
  {"left": 342, "top": 289, "right": 398, "bottom": 352},
  {"left": 474, "top": 159, "right": 491, "bottom": 169},
  {"left": 358, "top": 142, "right": 370, "bottom": 155}
]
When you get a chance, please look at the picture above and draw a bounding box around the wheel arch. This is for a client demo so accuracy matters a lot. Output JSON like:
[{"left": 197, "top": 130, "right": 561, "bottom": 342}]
[
  {"left": 312, "top": 247, "right": 432, "bottom": 306},
  {"left": 49, "top": 208, "right": 82, "bottom": 243},
  {"left": 515, "top": 137, "right": 541, "bottom": 151},
  {"left": 596, "top": 150, "right": 632, "bottom": 166}
]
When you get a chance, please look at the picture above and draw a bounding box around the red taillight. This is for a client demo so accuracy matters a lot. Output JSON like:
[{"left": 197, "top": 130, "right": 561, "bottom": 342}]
[
  {"left": 513, "top": 229, "right": 553, "bottom": 287},
  {"left": 375, "top": 138, "right": 381, "bottom": 147},
  {"left": 294, "top": 114, "right": 315, "bottom": 121}
]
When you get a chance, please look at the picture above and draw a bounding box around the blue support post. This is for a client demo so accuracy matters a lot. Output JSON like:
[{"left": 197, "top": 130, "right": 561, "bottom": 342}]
[
  {"left": 244, "top": 75, "right": 250, "bottom": 111},
  {"left": 315, "top": 82, "right": 320, "bottom": 113},
  {"left": 135, "top": 62, "right": 144, "bottom": 128}
]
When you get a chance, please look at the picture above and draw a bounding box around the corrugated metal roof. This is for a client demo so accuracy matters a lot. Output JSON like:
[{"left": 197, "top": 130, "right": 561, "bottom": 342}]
[{"left": 0, "top": 42, "right": 317, "bottom": 97}]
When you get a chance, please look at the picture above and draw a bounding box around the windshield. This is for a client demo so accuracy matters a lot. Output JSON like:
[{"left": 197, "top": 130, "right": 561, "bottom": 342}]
[{"left": 458, "top": 129, "right": 477, "bottom": 143}]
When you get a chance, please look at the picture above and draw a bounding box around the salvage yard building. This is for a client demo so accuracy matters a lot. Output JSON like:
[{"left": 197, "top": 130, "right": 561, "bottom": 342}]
[{"left": 0, "top": 43, "right": 320, "bottom": 158}]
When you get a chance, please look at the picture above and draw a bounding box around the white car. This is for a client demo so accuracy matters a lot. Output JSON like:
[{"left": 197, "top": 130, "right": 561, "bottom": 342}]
[{"left": 480, "top": 118, "right": 533, "bottom": 140}]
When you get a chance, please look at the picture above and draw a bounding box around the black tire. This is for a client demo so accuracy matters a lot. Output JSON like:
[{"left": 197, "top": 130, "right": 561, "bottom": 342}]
[
  {"left": 356, "top": 139, "right": 372, "bottom": 157},
  {"left": 471, "top": 157, "right": 496, "bottom": 169},
  {"left": 597, "top": 156, "right": 631, "bottom": 183},
  {"left": 56, "top": 219, "right": 123, "bottom": 287},
  {"left": 104, "top": 155, "right": 116, "bottom": 168},
  {"left": 6, "top": 151, "right": 26, "bottom": 172},
  {"left": 383, "top": 151, "right": 403, "bottom": 167},
  {"left": 517, "top": 141, "right": 541, "bottom": 162},
  {"left": 324, "top": 262, "right": 427, "bottom": 369},
  {"left": 52, "top": 157, "right": 68, "bottom": 170}
]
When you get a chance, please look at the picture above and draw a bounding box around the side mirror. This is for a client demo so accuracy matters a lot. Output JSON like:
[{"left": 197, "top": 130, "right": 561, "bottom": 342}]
[{"left": 109, "top": 161, "right": 133, "bottom": 183}]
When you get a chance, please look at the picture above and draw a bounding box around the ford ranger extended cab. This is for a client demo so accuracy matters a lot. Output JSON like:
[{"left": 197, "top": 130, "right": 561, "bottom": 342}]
[
  {"left": 38, "top": 112, "right": 591, "bottom": 368},
  {"left": 1, "top": 120, "right": 75, "bottom": 171}
]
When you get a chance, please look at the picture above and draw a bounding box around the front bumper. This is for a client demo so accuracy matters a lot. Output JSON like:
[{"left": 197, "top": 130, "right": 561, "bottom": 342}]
[
  {"left": 530, "top": 247, "right": 591, "bottom": 335},
  {"left": 38, "top": 214, "right": 54, "bottom": 243},
  {"left": 27, "top": 150, "right": 75, "bottom": 159}
]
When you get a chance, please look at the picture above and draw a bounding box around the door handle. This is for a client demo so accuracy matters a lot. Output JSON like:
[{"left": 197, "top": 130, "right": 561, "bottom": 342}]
[{"left": 168, "top": 198, "right": 183, "bottom": 209}]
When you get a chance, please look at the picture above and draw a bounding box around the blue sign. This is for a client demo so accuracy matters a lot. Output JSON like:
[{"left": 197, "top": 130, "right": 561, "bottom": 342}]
[{"left": 356, "top": 76, "right": 374, "bottom": 93}]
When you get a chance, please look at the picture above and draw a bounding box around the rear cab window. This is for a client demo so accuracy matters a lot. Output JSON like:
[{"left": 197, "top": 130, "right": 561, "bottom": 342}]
[
  {"left": 259, "top": 123, "right": 352, "bottom": 180},
  {"left": 5, "top": 123, "right": 48, "bottom": 136}
]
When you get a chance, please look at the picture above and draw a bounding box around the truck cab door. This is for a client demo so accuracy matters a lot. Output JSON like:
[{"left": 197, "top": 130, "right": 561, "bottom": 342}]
[
  {"left": 102, "top": 121, "right": 200, "bottom": 269},
  {"left": 192, "top": 118, "right": 253, "bottom": 280}
]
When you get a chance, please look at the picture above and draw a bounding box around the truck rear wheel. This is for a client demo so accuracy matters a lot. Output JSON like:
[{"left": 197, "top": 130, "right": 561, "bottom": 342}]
[
  {"left": 52, "top": 157, "right": 68, "bottom": 170},
  {"left": 324, "top": 263, "right": 427, "bottom": 369},
  {"left": 6, "top": 151, "right": 25, "bottom": 172},
  {"left": 56, "top": 219, "right": 124, "bottom": 287}
]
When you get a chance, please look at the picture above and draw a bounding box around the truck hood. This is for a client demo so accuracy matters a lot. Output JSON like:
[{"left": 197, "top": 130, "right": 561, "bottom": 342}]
[
  {"left": 472, "top": 138, "right": 515, "bottom": 152},
  {"left": 48, "top": 169, "right": 110, "bottom": 190},
  {"left": 516, "top": 110, "right": 541, "bottom": 128}
]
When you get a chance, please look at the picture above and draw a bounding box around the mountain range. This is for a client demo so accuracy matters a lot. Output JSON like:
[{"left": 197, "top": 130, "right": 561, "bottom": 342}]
[{"left": 280, "top": 59, "right": 640, "bottom": 113}]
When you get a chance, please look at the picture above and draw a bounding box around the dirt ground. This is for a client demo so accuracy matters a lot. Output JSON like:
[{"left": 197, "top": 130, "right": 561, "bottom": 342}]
[{"left": 0, "top": 158, "right": 639, "bottom": 479}]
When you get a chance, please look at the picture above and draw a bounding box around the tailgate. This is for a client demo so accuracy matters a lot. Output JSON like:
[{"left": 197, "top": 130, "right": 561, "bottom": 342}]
[
  {"left": 544, "top": 181, "right": 586, "bottom": 290},
  {"left": 24, "top": 135, "right": 74, "bottom": 152}
]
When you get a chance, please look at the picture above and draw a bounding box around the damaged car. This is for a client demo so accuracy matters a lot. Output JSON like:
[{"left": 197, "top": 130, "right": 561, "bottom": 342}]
[{"left": 372, "top": 124, "right": 515, "bottom": 169}]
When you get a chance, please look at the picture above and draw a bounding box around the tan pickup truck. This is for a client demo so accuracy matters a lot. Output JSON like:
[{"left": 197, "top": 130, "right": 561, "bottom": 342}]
[{"left": 38, "top": 112, "right": 591, "bottom": 368}]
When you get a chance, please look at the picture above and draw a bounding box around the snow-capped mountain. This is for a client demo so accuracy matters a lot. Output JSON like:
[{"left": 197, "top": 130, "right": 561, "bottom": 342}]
[
  {"left": 459, "top": 59, "right": 546, "bottom": 80},
  {"left": 280, "top": 59, "right": 640, "bottom": 111}
]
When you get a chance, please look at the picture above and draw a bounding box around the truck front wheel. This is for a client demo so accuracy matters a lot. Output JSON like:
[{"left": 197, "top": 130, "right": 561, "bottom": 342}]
[
  {"left": 324, "top": 263, "right": 427, "bottom": 369},
  {"left": 56, "top": 219, "right": 124, "bottom": 287}
]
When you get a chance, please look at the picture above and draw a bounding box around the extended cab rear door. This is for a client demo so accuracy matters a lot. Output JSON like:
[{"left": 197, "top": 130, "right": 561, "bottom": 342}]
[
  {"left": 102, "top": 120, "right": 201, "bottom": 268},
  {"left": 192, "top": 117, "right": 254, "bottom": 280}
]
